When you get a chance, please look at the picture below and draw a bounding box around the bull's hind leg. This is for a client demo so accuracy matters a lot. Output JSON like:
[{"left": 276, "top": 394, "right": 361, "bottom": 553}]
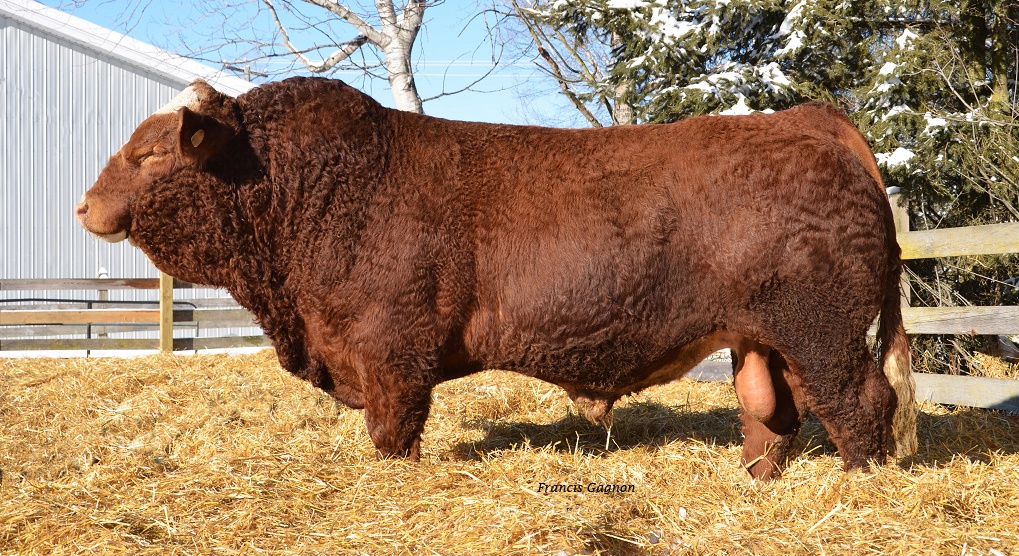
[
  {"left": 785, "top": 338, "right": 895, "bottom": 471},
  {"left": 734, "top": 343, "right": 807, "bottom": 480}
]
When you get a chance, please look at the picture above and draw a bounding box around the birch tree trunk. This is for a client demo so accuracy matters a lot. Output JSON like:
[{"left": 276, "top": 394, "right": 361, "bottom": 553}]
[
  {"left": 385, "top": 50, "right": 424, "bottom": 113},
  {"left": 378, "top": 0, "right": 424, "bottom": 113}
]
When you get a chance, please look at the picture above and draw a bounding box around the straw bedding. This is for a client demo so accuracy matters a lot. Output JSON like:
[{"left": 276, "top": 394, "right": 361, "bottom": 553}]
[{"left": 2, "top": 351, "right": 1017, "bottom": 555}]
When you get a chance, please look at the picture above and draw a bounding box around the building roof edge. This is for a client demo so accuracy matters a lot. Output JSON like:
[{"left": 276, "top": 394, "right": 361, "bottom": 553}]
[{"left": 0, "top": 0, "right": 256, "bottom": 96}]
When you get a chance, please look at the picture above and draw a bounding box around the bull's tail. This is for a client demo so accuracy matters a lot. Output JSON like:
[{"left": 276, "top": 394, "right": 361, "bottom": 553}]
[{"left": 879, "top": 235, "right": 917, "bottom": 457}]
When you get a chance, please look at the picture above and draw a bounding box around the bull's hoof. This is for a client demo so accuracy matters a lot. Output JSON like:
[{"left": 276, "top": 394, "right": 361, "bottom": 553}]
[
  {"left": 374, "top": 437, "right": 422, "bottom": 461},
  {"left": 572, "top": 393, "right": 616, "bottom": 428}
]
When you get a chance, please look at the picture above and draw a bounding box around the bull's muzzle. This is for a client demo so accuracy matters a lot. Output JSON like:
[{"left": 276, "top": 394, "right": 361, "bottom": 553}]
[{"left": 76, "top": 195, "right": 129, "bottom": 243}]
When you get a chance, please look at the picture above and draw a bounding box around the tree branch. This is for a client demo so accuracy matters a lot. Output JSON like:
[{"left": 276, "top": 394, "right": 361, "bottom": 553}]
[
  {"left": 536, "top": 44, "right": 602, "bottom": 126},
  {"left": 376, "top": 0, "right": 398, "bottom": 30},
  {"left": 422, "top": 42, "right": 506, "bottom": 102},
  {"left": 301, "top": 0, "right": 390, "bottom": 47},
  {"left": 512, "top": 0, "right": 602, "bottom": 126},
  {"left": 551, "top": 27, "right": 598, "bottom": 84},
  {"left": 396, "top": 0, "right": 426, "bottom": 45},
  {"left": 263, "top": 0, "right": 370, "bottom": 72}
]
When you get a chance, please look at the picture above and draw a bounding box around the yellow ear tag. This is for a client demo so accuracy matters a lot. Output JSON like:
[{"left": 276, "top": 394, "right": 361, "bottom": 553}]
[{"left": 191, "top": 129, "right": 206, "bottom": 148}]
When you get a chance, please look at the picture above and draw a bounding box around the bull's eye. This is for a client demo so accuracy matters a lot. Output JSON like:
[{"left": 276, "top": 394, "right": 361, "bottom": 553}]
[
  {"left": 129, "top": 148, "right": 152, "bottom": 165},
  {"left": 132, "top": 147, "right": 169, "bottom": 165}
]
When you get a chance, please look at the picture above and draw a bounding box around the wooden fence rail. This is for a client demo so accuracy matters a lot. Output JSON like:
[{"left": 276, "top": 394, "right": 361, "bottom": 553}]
[
  {"left": 1, "top": 191, "right": 1017, "bottom": 411},
  {"left": 898, "top": 222, "right": 1019, "bottom": 259},
  {"left": 0, "top": 277, "right": 266, "bottom": 353},
  {"left": 0, "top": 307, "right": 259, "bottom": 327}
]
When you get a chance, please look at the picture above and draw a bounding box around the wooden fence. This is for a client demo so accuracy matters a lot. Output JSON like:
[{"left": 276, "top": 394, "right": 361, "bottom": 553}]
[
  {"left": 888, "top": 189, "right": 1019, "bottom": 412},
  {"left": 1, "top": 190, "right": 1018, "bottom": 411},
  {"left": 0, "top": 275, "right": 267, "bottom": 353}
]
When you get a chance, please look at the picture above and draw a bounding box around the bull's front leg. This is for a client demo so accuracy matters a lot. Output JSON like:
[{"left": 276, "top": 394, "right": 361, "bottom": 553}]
[{"left": 360, "top": 361, "right": 435, "bottom": 461}]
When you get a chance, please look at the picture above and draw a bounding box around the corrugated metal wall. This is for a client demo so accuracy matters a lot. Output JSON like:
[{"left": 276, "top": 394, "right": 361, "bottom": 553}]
[
  {"left": 3, "top": 14, "right": 175, "bottom": 286},
  {"left": 1, "top": 12, "right": 254, "bottom": 337}
]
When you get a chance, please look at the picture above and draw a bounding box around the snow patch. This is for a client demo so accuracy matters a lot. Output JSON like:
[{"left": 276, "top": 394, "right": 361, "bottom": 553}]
[
  {"left": 881, "top": 104, "right": 911, "bottom": 120},
  {"left": 684, "top": 65, "right": 745, "bottom": 93},
  {"left": 871, "top": 62, "right": 905, "bottom": 95},
  {"left": 875, "top": 79, "right": 901, "bottom": 93},
  {"left": 627, "top": 55, "right": 648, "bottom": 68},
  {"left": 879, "top": 62, "right": 898, "bottom": 75},
  {"left": 759, "top": 62, "right": 792, "bottom": 90},
  {"left": 923, "top": 112, "right": 947, "bottom": 134},
  {"left": 776, "top": 29, "right": 805, "bottom": 56},
  {"left": 681, "top": 60, "right": 792, "bottom": 103},
  {"left": 719, "top": 96, "right": 753, "bottom": 115},
  {"left": 875, "top": 148, "right": 915, "bottom": 168},
  {"left": 649, "top": 7, "right": 702, "bottom": 43},
  {"left": 775, "top": 0, "right": 806, "bottom": 38},
  {"left": 895, "top": 29, "right": 918, "bottom": 49},
  {"left": 685, "top": 80, "right": 714, "bottom": 93},
  {"left": 606, "top": 0, "right": 649, "bottom": 8}
]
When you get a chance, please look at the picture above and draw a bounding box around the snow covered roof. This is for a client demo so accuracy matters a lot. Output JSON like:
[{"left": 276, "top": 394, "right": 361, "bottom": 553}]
[{"left": 0, "top": 0, "right": 255, "bottom": 96}]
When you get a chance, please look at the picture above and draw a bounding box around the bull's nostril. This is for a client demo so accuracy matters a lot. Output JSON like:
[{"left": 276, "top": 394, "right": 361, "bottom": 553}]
[{"left": 76, "top": 202, "right": 89, "bottom": 216}]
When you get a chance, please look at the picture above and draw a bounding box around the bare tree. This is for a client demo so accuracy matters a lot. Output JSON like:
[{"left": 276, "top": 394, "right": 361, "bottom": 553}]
[
  {"left": 262, "top": 0, "right": 425, "bottom": 112},
  {"left": 504, "top": 0, "right": 633, "bottom": 127},
  {"left": 68, "top": 0, "right": 506, "bottom": 115}
]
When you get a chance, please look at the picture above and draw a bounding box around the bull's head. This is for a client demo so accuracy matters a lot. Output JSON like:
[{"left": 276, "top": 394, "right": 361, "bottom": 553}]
[{"left": 76, "top": 80, "right": 237, "bottom": 243}]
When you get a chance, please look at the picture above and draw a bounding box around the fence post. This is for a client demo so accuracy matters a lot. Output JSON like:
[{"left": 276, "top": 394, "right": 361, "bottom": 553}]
[
  {"left": 96, "top": 267, "right": 109, "bottom": 339},
  {"left": 887, "top": 187, "right": 910, "bottom": 308},
  {"left": 159, "top": 271, "right": 173, "bottom": 353}
]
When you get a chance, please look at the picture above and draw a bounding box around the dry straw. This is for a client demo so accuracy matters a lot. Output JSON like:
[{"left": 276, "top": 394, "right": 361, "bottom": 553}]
[{"left": 2, "top": 351, "right": 1018, "bottom": 555}]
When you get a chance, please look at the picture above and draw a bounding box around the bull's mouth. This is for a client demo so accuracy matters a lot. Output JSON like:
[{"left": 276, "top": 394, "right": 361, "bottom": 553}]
[
  {"left": 77, "top": 212, "right": 130, "bottom": 244},
  {"left": 96, "top": 229, "right": 129, "bottom": 243}
]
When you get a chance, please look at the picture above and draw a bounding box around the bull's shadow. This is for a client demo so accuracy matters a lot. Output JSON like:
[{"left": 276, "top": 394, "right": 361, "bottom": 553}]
[
  {"left": 451, "top": 401, "right": 839, "bottom": 461},
  {"left": 451, "top": 399, "right": 1019, "bottom": 468}
]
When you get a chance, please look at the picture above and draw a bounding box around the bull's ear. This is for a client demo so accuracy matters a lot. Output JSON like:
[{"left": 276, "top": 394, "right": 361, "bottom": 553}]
[{"left": 177, "top": 107, "right": 234, "bottom": 165}]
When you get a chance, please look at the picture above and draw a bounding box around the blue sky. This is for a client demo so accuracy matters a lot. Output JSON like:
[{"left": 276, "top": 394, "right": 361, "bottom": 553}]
[{"left": 41, "top": 0, "right": 579, "bottom": 125}]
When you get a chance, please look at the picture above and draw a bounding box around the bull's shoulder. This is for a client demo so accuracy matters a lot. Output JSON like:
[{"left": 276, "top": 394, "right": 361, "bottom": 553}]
[
  {"left": 237, "top": 76, "right": 379, "bottom": 107},
  {"left": 779, "top": 102, "right": 864, "bottom": 144}
]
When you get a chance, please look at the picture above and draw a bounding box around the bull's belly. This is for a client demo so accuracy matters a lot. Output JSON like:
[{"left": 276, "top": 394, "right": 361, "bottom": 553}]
[
  {"left": 540, "top": 330, "right": 740, "bottom": 396},
  {"left": 510, "top": 331, "right": 757, "bottom": 426}
]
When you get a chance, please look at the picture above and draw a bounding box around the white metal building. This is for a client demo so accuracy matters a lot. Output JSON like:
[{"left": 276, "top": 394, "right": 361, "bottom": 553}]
[{"left": 1, "top": 0, "right": 254, "bottom": 301}]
